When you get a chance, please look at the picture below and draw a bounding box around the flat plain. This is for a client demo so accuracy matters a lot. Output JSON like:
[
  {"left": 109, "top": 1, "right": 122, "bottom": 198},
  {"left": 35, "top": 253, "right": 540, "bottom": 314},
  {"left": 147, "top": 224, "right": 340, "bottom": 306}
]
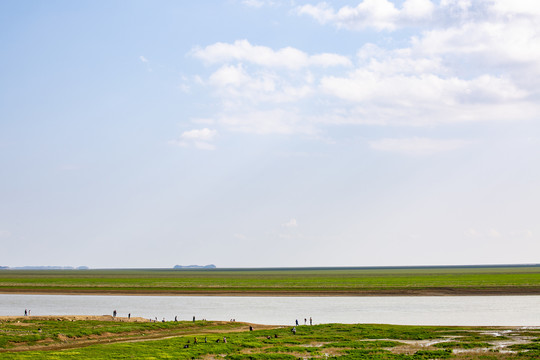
[{"left": 1, "top": 266, "right": 540, "bottom": 296}]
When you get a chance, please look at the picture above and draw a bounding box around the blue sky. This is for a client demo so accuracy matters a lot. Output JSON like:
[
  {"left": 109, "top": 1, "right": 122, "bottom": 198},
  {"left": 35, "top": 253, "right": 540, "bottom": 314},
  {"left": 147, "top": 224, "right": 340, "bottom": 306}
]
[{"left": 1, "top": 0, "right": 539, "bottom": 268}]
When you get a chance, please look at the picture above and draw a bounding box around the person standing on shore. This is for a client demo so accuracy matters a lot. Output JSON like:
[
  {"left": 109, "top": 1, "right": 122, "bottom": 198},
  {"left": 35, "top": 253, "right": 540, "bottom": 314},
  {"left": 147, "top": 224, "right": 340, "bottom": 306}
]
[
  {"left": 24, "top": 309, "right": 27, "bottom": 316},
  {"left": 310, "top": 317, "right": 312, "bottom": 325}
]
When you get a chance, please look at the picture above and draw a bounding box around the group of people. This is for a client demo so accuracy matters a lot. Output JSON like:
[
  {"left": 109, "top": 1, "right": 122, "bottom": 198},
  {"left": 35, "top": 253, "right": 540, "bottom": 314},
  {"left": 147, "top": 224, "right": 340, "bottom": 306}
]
[
  {"left": 295, "top": 317, "right": 313, "bottom": 326},
  {"left": 183, "top": 336, "right": 226, "bottom": 348},
  {"left": 24, "top": 309, "right": 31, "bottom": 316},
  {"left": 292, "top": 317, "right": 313, "bottom": 335}
]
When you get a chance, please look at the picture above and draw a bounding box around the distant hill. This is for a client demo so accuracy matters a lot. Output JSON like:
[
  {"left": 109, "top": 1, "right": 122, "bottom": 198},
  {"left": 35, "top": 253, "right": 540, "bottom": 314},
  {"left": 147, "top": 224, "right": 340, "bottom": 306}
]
[
  {"left": 173, "top": 264, "right": 216, "bottom": 269},
  {"left": 0, "top": 266, "right": 89, "bottom": 270}
]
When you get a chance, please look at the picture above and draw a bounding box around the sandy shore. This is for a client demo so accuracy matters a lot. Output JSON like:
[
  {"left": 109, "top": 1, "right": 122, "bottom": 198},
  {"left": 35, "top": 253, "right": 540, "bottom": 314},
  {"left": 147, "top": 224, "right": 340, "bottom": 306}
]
[{"left": 0, "top": 315, "right": 150, "bottom": 322}]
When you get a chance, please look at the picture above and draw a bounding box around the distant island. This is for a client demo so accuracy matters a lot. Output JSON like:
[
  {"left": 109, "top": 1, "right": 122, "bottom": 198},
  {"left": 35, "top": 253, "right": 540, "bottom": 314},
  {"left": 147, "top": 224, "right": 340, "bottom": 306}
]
[{"left": 173, "top": 264, "right": 216, "bottom": 269}]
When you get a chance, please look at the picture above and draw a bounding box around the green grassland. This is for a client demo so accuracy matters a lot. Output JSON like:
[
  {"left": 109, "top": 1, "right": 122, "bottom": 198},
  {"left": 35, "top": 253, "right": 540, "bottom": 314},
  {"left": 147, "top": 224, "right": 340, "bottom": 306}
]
[
  {"left": 1, "top": 266, "right": 540, "bottom": 295},
  {"left": 1, "top": 318, "right": 539, "bottom": 359}
]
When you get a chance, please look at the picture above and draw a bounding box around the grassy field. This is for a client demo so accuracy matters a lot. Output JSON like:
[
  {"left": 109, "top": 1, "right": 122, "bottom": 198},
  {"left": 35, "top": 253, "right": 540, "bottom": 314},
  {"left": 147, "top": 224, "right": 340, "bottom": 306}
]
[
  {"left": 1, "top": 317, "right": 539, "bottom": 359},
  {"left": 1, "top": 266, "right": 540, "bottom": 295}
]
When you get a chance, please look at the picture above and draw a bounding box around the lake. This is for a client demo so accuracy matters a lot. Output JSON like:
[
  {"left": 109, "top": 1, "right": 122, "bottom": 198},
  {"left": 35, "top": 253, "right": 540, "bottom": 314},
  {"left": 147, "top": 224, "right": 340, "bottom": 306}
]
[{"left": 2, "top": 294, "right": 539, "bottom": 326}]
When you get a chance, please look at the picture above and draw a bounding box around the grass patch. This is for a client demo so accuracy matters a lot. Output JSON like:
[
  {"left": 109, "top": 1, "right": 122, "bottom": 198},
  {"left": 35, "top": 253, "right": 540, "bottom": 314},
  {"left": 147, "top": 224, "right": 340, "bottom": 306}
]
[
  {"left": 1, "top": 320, "right": 540, "bottom": 359},
  {"left": 1, "top": 266, "right": 540, "bottom": 295}
]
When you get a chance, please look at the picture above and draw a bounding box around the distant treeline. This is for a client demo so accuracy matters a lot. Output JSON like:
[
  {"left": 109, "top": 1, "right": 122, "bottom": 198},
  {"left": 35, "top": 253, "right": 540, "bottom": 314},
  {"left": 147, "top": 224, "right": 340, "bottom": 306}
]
[
  {"left": 173, "top": 264, "right": 216, "bottom": 269},
  {"left": 0, "top": 266, "right": 89, "bottom": 270}
]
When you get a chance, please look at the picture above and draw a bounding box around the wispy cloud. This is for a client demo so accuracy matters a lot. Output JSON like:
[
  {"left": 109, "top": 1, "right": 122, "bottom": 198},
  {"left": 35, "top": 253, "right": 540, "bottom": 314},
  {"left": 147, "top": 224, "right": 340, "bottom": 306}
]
[
  {"left": 282, "top": 218, "right": 298, "bottom": 228},
  {"left": 170, "top": 128, "right": 218, "bottom": 150}
]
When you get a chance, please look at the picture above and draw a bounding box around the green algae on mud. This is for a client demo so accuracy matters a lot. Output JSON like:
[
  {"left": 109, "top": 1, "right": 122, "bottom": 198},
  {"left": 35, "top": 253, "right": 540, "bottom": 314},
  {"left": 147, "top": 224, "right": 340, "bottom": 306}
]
[
  {"left": 1, "top": 266, "right": 540, "bottom": 296},
  {"left": 1, "top": 318, "right": 540, "bottom": 359}
]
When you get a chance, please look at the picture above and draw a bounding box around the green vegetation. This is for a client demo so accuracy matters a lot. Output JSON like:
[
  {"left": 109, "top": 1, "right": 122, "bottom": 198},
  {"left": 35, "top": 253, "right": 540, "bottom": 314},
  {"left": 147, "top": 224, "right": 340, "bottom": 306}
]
[
  {"left": 1, "top": 266, "right": 540, "bottom": 295},
  {"left": 1, "top": 319, "right": 539, "bottom": 359}
]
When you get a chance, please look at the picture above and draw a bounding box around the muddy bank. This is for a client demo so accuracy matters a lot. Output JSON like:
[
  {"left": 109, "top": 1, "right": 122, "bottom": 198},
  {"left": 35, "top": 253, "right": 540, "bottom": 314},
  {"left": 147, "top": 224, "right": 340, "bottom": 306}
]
[{"left": 1, "top": 287, "right": 540, "bottom": 296}]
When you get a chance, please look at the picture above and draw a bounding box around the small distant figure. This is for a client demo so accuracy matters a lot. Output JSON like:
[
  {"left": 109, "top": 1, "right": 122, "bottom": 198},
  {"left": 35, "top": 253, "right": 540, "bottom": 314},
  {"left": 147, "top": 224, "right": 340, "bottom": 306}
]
[
  {"left": 193, "top": 316, "right": 195, "bottom": 322},
  {"left": 194, "top": 337, "right": 198, "bottom": 344},
  {"left": 274, "top": 334, "right": 278, "bottom": 338},
  {"left": 249, "top": 325, "right": 253, "bottom": 331},
  {"left": 295, "top": 319, "right": 299, "bottom": 326},
  {"left": 162, "top": 318, "right": 165, "bottom": 322},
  {"left": 24, "top": 309, "right": 27, "bottom": 316},
  {"left": 310, "top": 317, "right": 312, "bottom": 325},
  {"left": 205, "top": 337, "right": 207, "bottom": 343},
  {"left": 216, "top": 338, "right": 220, "bottom": 343},
  {"left": 175, "top": 316, "right": 177, "bottom": 322},
  {"left": 128, "top": 313, "right": 131, "bottom": 320},
  {"left": 28, "top": 309, "right": 31, "bottom": 316},
  {"left": 292, "top": 326, "right": 296, "bottom": 335},
  {"left": 183, "top": 344, "right": 189, "bottom": 349},
  {"left": 304, "top": 318, "right": 307, "bottom": 325},
  {"left": 113, "top": 310, "right": 117, "bottom": 317},
  {"left": 223, "top": 337, "right": 227, "bottom": 343},
  {"left": 266, "top": 335, "right": 271, "bottom": 339}
]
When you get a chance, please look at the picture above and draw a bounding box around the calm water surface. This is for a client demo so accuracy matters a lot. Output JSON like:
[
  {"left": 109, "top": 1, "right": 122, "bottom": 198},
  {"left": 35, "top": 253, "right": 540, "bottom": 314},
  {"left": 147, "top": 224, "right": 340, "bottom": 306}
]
[{"left": 1, "top": 295, "right": 539, "bottom": 326}]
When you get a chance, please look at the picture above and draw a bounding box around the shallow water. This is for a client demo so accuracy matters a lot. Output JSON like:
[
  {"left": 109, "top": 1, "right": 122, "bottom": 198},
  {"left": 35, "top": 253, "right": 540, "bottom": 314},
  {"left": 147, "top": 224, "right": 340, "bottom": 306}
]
[{"left": 2, "top": 294, "right": 539, "bottom": 326}]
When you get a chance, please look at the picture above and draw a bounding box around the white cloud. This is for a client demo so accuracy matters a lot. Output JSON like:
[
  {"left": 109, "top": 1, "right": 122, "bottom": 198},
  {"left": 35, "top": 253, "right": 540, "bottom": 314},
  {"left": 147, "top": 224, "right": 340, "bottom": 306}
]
[
  {"left": 171, "top": 128, "right": 217, "bottom": 150},
  {"left": 296, "top": 0, "right": 435, "bottom": 31},
  {"left": 242, "top": 0, "right": 265, "bottom": 8},
  {"left": 209, "top": 64, "right": 252, "bottom": 87},
  {"left": 403, "top": 0, "right": 435, "bottom": 20},
  {"left": 282, "top": 218, "right": 298, "bottom": 228},
  {"left": 241, "top": 0, "right": 280, "bottom": 7},
  {"left": 191, "top": 40, "right": 352, "bottom": 69},
  {"left": 488, "top": 228, "right": 502, "bottom": 238},
  {"left": 465, "top": 228, "right": 480, "bottom": 237},
  {"left": 369, "top": 137, "right": 470, "bottom": 155},
  {"left": 139, "top": 55, "right": 148, "bottom": 63},
  {"left": 414, "top": 20, "right": 540, "bottom": 82},
  {"left": 188, "top": 1, "right": 540, "bottom": 137},
  {"left": 181, "top": 128, "right": 217, "bottom": 141},
  {"left": 233, "top": 233, "right": 248, "bottom": 240},
  {"left": 207, "top": 64, "right": 313, "bottom": 106}
]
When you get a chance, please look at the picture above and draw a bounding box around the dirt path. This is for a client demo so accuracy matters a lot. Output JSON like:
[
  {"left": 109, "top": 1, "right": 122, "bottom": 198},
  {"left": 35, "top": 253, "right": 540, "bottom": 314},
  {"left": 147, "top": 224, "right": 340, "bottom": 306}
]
[{"left": 0, "top": 316, "right": 282, "bottom": 353}]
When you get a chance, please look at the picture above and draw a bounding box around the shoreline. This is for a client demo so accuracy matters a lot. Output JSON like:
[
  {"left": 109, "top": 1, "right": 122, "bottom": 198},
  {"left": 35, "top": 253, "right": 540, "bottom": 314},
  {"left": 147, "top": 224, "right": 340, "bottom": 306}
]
[{"left": 1, "top": 287, "right": 540, "bottom": 296}]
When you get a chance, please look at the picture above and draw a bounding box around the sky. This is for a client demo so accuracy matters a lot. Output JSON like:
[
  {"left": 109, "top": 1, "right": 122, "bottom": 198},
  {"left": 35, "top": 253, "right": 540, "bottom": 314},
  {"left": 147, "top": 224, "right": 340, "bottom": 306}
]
[{"left": 1, "top": 0, "right": 539, "bottom": 268}]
